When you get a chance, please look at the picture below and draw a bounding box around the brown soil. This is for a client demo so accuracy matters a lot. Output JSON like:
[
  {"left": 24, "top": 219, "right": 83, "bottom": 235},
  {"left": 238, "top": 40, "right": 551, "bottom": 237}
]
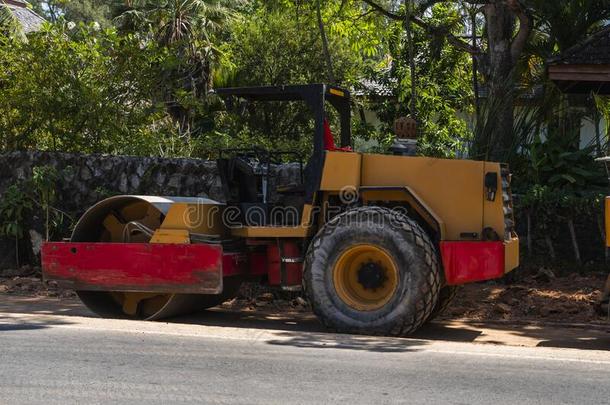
[
  {"left": 441, "top": 272, "right": 609, "bottom": 325},
  {"left": 0, "top": 275, "right": 76, "bottom": 300},
  {"left": 1, "top": 267, "right": 608, "bottom": 325}
]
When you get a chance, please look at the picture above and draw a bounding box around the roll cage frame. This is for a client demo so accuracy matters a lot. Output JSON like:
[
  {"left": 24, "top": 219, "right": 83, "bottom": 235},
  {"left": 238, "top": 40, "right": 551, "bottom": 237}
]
[{"left": 214, "top": 84, "right": 352, "bottom": 203}]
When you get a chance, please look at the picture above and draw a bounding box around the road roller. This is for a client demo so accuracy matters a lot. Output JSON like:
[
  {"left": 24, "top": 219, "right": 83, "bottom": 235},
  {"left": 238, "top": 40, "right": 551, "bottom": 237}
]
[{"left": 42, "top": 84, "right": 519, "bottom": 335}]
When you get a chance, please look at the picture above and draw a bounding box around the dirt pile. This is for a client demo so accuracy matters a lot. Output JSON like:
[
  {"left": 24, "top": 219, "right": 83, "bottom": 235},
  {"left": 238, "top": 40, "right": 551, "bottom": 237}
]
[
  {"left": 0, "top": 267, "right": 75, "bottom": 299},
  {"left": 220, "top": 284, "right": 310, "bottom": 313},
  {"left": 442, "top": 271, "right": 608, "bottom": 324}
]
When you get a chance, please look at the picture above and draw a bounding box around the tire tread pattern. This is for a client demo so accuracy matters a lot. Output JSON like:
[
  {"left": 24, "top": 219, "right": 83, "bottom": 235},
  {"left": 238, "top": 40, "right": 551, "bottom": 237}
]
[{"left": 303, "top": 206, "right": 440, "bottom": 336}]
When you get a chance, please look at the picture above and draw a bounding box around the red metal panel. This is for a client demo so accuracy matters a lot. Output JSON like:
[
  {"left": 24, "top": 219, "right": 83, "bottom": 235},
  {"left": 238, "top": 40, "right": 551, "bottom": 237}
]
[
  {"left": 42, "top": 242, "right": 244, "bottom": 294},
  {"left": 247, "top": 251, "right": 270, "bottom": 276},
  {"left": 440, "top": 241, "right": 505, "bottom": 285},
  {"left": 267, "top": 243, "right": 302, "bottom": 286}
]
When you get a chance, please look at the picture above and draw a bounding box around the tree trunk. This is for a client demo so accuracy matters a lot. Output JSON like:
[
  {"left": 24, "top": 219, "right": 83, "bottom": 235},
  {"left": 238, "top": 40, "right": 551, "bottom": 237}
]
[
  {"left": 526, "top": 210, "right": 532, "bottom": 256},
  {"left": 478, "top": 2, "right": 517, "bottom": 161},
  {"left": 594, "top": 107, "right": 602, "bottom": 156},
  {"left": 471, "top": 10, "right": 480, "bottom": 119},
  {"left": 15, "top": 235, "right": 19, "bottom": 269},
  {"left": 405, "top": 0, "right": 417, "bottom": 119},
  {"left": 597, "top": 215, "right": 607, "bottom": 263},
  {"left": 316, "top": 0, "right": 335, "bottom": 85},
  {"left": 567, "top": 218, "right": 581, "bottom": 265},
  {"left": 544, "top": 235, "right": 556, "bottom": 261}
]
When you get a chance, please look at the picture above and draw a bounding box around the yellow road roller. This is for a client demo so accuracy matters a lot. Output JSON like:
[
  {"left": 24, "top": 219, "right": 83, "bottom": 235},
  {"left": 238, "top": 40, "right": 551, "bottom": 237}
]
[{"left": 42, "top": 84, "right": 519, "bottom": 335}]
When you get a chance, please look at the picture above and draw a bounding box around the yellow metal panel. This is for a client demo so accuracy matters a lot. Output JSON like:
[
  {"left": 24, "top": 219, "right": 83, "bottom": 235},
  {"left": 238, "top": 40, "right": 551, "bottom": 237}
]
[
  {"left": 360, "top": 188, "right": 446, "bottom": 239},
  {"left": 504, "top": 237, "right": 519, "bottom": 272},
  {"left": 483, "top": 162, "right": 506, "bottom": 239},
  {"left": 102, "top": 214, "right": 124, "bottom": 241},
  {"left": 320, "top": 152, "right": 362, "bottom": 191},
  {"left": 361, "top": 154, "right": 485, "bottom": 241},
  {"left": 120, "top": 201, "right": 150, "bottom": 220},
  {"left": 229, "top": 204, "right": 315, "bottom": 239},
  {"left": 329, "top": 88, "right": 345, "bottom": 97},
  {"left": 160, "top": 203, "right": 227, "bottom": 237},
  {"left": 605, "top": 197, "right": 610, "bottom": 247},
  {"left": 301, "top": 204, "right": 314, "bottom": 226},
  {"left": 230, "top": 226, "right": 313, "bottom": 238},
  {"left": 121, "top": 202, "right": 162, "bottom": 231},
  {"left": 150, "top": 229, "right": 190, "bottom": 244}
]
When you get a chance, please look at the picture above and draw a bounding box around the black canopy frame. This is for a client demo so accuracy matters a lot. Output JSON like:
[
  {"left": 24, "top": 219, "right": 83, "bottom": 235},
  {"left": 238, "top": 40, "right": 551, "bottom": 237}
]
[{"left": 215, "top": 84, "right": 352, "bottom": 203}]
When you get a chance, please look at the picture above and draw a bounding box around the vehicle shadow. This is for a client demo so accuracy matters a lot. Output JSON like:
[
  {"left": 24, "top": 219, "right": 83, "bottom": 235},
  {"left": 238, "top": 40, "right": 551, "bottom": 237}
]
[
  {"left": 0, "top": 295, "right": 88, "bottom": 317},
  {"left": 175, "top": 309, "right": 429, "bottom": 352},
  {"left": 175, "top": 309, "right": 610, "bottom": 351},
  {"left": 173, "top": 308, "right": 326, "bottom": 333},
  {"left": 0, "top": 313, "right": 75, "bottom": 332},
  {"left": 264, "top": 331, "right": 429, "bottom": 353}
]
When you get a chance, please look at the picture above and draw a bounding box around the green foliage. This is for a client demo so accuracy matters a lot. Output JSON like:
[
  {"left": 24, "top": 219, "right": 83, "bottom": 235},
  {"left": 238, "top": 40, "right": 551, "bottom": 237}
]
[
  {"left": 28, "top": 0, "right": 118, "bottom": 27},
  {"left": 513, "top": 121, "right": 607, "bottom": 263},
  {"left": 364, "top": 2, "right": 474, "bottom": 158},
  {"left": 527, "top": 0, "right": 610, "bottom": 53},
  {"left": 517, "top": 184, "right": 605, "bottom": 260},
  {"left": 0, "top": 184, "right": 32, "bottom": 240},
  {"left": 0, "top": 1, "right": 475, "bottom": 159},
  {"left": 0, "top": 0, "right": 607, "bottom": 168},
  {"left": 211, "top": 4, "right": 376, "bottom": 155},
  {"left": 522, "top": 135, "right": 604, "bottom": 191},
  {"left": 31, "top": 165, "right": 62, "bottom": 241},
  {"left": 0, "top": 183, "right": 32, "bottom": 266},
  {"left": 0, "top": 23, "right": 172, "bottom": 154},
  {"left": 32, "top": 166, "right": 58, "bottom": 205},
  {"left": 595, "top": 95, "right": 610, "bottom": 137},
  {"left": 0, "top": 4, "right": 26, "bottom": 41},
  {"left": 0, "top": 165, "right": 73, "bottom": 256},
  {"left": 114, "top": 0, "right": 237, "bottom": 138}
]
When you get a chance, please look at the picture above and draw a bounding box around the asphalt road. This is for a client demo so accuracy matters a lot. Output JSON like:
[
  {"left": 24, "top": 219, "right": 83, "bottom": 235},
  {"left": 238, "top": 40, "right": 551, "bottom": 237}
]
[{"left": 1, "top": 308, "right": 609, "bottom": 405}]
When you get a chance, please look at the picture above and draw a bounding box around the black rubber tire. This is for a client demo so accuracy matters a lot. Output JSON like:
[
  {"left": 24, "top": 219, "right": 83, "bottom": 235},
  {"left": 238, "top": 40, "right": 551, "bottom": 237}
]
[
  {"left": 425, "top": 285, "right": 459, "bottom": 323},
  {"left": 303, "top": 206, "right": 441, "bottom": 336}
]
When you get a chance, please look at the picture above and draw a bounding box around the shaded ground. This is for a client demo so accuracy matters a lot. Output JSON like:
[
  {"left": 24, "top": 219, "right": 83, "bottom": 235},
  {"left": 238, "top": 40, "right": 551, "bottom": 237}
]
[
  {"left": 1, "top": 267, "right": 608, "bottom": 326},
  {"left": 1, "top": 293, "right": 609, "bottom": 351}
]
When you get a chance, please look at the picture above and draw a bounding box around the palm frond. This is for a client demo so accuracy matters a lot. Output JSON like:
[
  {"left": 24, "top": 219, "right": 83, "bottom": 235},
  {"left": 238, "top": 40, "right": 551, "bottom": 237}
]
[{"left": 0, "top": 5, "right": 25, "bottom": 41}]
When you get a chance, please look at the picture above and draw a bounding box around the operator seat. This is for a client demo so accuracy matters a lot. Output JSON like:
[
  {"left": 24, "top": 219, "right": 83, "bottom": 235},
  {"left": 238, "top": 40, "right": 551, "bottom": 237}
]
[{"left": 217, "top": 157, "right": 258, "bottom": 204}]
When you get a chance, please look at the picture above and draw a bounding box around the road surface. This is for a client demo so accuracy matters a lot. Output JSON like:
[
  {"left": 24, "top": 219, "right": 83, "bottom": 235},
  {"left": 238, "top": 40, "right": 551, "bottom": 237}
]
[{"left": 0, "top": 296, "right": 609, "bottom": 404}]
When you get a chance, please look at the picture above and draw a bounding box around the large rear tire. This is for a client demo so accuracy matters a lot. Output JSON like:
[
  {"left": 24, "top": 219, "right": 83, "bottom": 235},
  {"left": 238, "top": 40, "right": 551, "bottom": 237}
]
[
  {"left": 304, "top": 206, "right": 441, "bottom": 336},
  {"left": 425, "top": 285, "right": 459, "bottom": 323}
]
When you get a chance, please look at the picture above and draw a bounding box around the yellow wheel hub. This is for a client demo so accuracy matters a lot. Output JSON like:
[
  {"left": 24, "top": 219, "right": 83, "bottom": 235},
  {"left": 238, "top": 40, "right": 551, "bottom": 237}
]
[{"left": 333, "top": 244, "right": 399, "bottom": 311}]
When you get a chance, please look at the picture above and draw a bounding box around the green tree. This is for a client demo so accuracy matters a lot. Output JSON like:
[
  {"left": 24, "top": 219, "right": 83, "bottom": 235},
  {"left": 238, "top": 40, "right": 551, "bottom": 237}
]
[
  {"left": 0, "top": 2, "right": 25, "bottom": 40},
  {"left": 28, "top": 0, "right": 117, "bottom": 27},
  {"left": 115, "top": 0, "right": 236, "bottom": 137},
  {"left": 358, "top": 0, "right": 533, "bottom": 160},
  {"left": 213, "top": 3, "right": 375, "bottom": 154},
  {"left": 0, "top": 23, "right": 170, "bottom": 154},
  {"left": 356, "top": 2, "right": 474, "bottom": 157}
]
